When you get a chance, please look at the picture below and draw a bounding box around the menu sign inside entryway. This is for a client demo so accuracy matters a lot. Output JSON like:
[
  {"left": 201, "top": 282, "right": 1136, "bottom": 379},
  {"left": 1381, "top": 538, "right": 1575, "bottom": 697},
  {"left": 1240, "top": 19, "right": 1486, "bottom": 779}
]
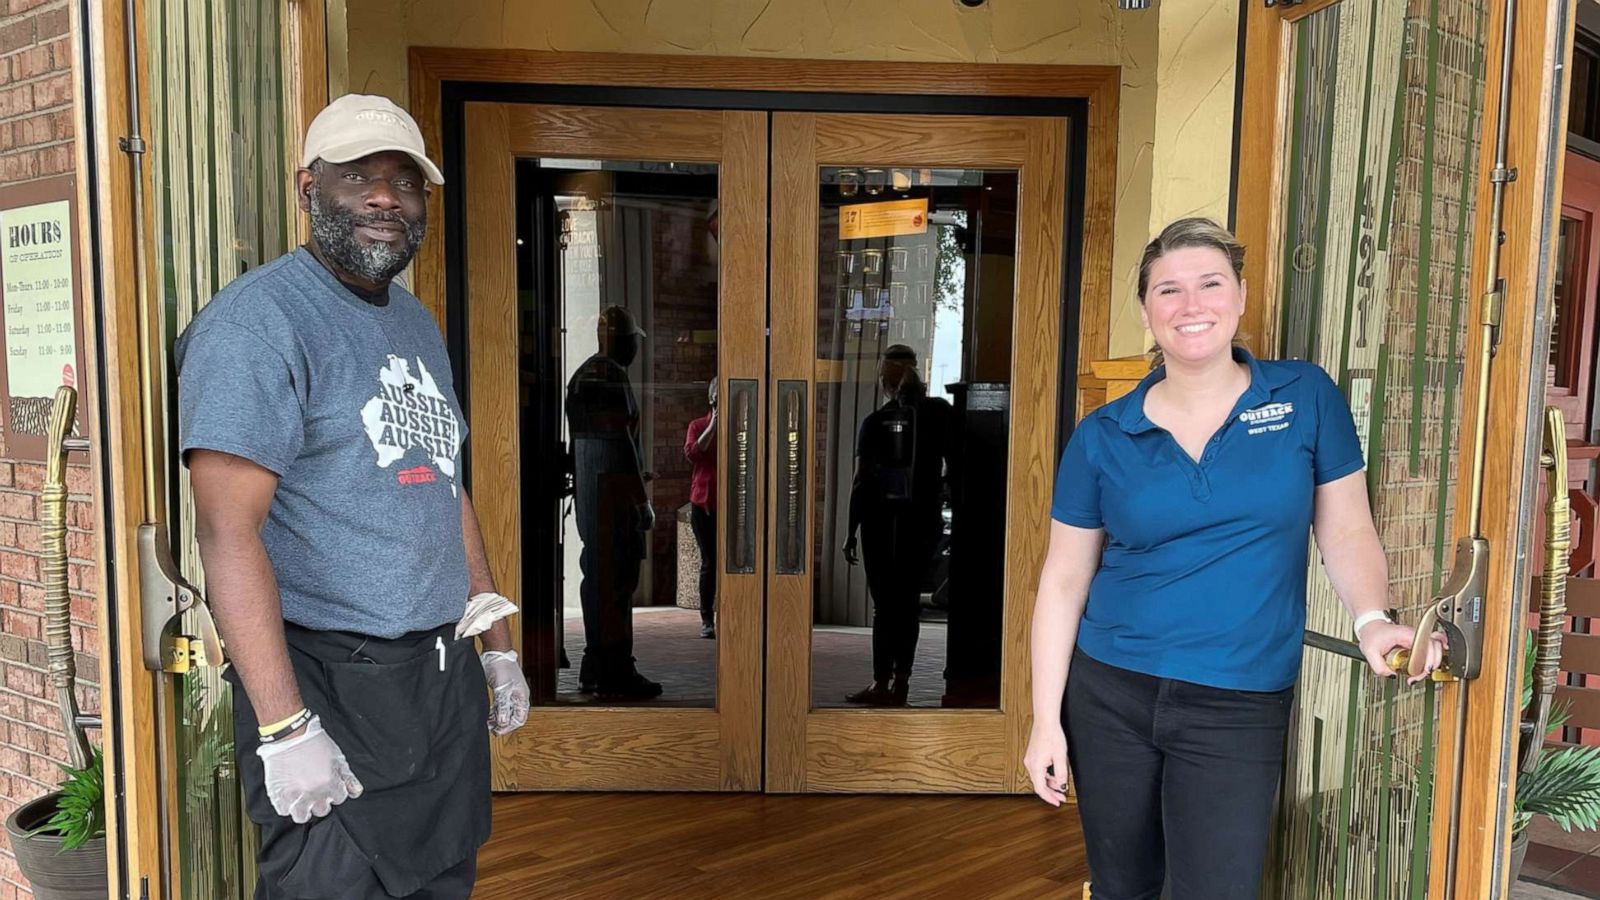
[{"left": 0, "top": 176, "right": 88, "bottom": 460}]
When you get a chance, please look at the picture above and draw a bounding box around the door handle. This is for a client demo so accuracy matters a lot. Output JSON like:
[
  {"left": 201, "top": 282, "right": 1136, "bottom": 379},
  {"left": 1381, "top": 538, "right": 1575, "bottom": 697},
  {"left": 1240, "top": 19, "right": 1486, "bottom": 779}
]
[
  {"left": 1522, "top": 407, "right": 1570, "bottom": 773},
  {"left": 1384, "top": 536, "right": 1490, "bottom": 681},
  {"left": 776, "top": 381, "right": 807, "bottom": 575},
  {"left": 42, "top": 387, "right": 94, "bottom": 768},
  {"left": 138, "top": 524, "right": 223, "bottom": 673},
  {"left": 726, "top": 379, "right": 758, "bottom": 574}
]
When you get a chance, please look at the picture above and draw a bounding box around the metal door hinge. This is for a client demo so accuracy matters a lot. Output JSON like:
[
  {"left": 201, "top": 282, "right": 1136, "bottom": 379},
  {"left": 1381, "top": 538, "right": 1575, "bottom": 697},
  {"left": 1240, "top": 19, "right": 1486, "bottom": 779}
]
[
  {"left": 138, "top": 523, "right": 224, "bottom": 673},
  {"left": 1482, "top": 281, "right": 1505, "bottom": 354},
  {"left": 118, "top": 135, "right": 145, "bottom": 155}
]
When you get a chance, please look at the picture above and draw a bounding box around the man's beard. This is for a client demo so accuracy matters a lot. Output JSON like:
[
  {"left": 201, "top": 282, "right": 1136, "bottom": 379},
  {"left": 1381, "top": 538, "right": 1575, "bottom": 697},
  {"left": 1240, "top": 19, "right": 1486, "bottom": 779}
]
[{"left": 308, "top": 185, "right": 426, "bottom": 284}]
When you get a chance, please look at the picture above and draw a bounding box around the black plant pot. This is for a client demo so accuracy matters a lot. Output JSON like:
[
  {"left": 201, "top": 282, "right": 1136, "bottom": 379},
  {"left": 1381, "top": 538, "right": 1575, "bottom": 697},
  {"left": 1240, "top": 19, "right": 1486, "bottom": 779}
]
[
  {"left": 3, "top": 793, "right": 108, "bottom": 900},
  {"left": 1510, "top": 829, "right": 1530, "bottom": 885}
]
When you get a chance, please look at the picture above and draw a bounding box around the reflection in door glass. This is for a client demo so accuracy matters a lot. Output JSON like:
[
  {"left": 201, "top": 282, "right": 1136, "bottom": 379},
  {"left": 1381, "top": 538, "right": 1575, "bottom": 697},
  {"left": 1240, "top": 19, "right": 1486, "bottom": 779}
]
[
  {"left": 517, "top": 159, "right": 719, "bottom": 707},
  {"left": 812, "top": 166, "right": 1017, "bottom": 709}
]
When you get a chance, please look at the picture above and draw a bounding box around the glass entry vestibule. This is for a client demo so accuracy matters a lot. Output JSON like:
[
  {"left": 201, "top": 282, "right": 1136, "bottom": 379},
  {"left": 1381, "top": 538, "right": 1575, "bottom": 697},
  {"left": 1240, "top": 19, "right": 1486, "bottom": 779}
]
[{"left": 456, "top": 98, "right": 1077, "bottom": 793}]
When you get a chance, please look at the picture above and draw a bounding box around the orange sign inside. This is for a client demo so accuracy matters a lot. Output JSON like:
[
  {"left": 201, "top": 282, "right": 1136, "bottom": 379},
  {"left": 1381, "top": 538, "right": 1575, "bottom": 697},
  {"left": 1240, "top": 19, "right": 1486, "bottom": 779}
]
[{"left": 840, "top": 198, "right": 928, "bottom": 240}]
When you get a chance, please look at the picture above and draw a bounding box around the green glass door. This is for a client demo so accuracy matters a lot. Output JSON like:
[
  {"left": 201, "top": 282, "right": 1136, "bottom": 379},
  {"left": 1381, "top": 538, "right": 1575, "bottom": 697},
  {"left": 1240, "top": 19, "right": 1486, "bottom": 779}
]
[{"left": 145, "top": 0, "right": 293, "bottom": 895}]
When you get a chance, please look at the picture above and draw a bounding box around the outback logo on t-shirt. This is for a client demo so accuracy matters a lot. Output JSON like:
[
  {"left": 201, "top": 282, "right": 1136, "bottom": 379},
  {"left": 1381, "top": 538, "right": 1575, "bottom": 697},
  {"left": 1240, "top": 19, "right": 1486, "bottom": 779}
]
[
  {"left": 359, "top": 355, "right": 463, "bottom": 494},
  {"left": 1239, "top": 401, "right": 1294, "bottom": 436}
]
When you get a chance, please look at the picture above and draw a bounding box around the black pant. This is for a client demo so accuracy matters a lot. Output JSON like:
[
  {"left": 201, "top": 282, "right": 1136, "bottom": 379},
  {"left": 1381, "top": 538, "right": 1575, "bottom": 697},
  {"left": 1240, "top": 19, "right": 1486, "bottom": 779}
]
[
  {"left": 860, "top": 512, "right": 940, "bottom": 681},
  {"left": 690, "top": 504, "right": 716, "bottom": 627},
  {"left": 577, "top": 524, "right": 642, "bottom": 686},
  {"left": 231, "top": 624, "right": 490, "bottom": 899},
  {"left": 1064, "top": 649, "right": 1292, "bottom": 900}
]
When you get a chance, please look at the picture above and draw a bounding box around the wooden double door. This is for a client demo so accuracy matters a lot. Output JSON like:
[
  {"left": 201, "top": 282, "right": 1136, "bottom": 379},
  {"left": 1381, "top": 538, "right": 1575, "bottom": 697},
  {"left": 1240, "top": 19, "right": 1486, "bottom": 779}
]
[{"left": 460, "top": 103, "right": 1068, "bottom": 793}]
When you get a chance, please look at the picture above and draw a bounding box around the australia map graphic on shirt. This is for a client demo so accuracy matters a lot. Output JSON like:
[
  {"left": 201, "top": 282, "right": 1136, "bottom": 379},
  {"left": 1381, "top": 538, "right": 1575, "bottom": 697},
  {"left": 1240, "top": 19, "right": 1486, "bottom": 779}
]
[{"left": 360, "top": 355, "right": 463, "bottom": 494}]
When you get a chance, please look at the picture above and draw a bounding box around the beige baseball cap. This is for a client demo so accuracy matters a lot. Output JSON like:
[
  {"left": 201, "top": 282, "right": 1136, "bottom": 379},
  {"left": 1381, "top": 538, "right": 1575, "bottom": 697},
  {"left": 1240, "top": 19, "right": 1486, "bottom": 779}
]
[{"left": 300, "top": 94, "right": 444, "bottom": 185}]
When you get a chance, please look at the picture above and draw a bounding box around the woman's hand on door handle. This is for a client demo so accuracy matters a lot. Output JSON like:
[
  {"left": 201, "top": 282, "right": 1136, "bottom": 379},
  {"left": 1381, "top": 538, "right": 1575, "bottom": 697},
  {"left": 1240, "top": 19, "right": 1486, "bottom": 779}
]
[{"left": 1360, "top": 621, "right": 1447, "bottom": 685}]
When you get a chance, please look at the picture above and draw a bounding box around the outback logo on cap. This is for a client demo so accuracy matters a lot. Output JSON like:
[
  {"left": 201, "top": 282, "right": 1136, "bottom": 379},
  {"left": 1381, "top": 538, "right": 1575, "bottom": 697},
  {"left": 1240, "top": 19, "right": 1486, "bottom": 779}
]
[{"left": 354, "top": 109, "right": 404, "bottom": 128}]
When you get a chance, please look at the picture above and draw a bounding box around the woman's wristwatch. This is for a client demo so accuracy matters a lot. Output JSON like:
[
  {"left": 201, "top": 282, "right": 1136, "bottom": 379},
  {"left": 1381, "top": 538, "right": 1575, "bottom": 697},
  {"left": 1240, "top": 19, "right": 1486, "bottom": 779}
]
[{"left": 1352, "top": 610, "right": 1393, "bottom": 640}]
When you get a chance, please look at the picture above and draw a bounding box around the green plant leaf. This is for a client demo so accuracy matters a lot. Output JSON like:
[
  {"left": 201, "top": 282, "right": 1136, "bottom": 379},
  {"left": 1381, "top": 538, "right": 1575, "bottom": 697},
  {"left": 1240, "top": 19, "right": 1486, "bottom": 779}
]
[
  {"left": 27, "top": 748, "right": 105, "bottom": 853},
  {"left": 1516, "top": 744, "right": 1600, "bottom": 836}
]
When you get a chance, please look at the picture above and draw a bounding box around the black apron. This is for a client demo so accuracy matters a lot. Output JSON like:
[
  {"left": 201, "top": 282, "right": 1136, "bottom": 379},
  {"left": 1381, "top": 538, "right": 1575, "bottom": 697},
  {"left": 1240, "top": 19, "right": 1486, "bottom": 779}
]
[{"left": 227, "top": 623, "right": 492, "bottom": 899}]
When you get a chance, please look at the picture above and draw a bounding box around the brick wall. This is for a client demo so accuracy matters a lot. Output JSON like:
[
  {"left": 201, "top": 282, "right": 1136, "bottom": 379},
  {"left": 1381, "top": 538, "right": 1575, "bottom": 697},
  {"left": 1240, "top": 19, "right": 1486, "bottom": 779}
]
[
  {"left": 646, "top": 205, "right": 717, "bottom": 601},
  {"left": 0, "top": 3, "right": 97, "bottom": 899}
]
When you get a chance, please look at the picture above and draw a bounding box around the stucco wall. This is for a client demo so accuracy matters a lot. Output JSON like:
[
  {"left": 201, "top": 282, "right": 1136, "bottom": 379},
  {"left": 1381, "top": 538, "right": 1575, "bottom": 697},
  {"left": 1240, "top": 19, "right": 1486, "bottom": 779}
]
[{"left": 344, "top": 0, "right": 1237, "bottom": 361}]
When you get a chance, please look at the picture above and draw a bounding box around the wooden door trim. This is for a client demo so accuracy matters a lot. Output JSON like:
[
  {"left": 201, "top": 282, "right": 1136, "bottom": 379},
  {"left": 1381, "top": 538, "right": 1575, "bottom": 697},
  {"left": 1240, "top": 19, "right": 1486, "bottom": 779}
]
[
  {"left": 1234, "top": 4, "right": 1294, "bottom": 357},
  {"left": 767, "top": 111, "right": 1065, "bottom": 794},
  {"left": 1430, "top": 1, "right": 1571, "bottom": 895},
  {"left": 85, "top": 0, "right": 156, "bottom": 894},
  {"left": 464, "top": 101, "right": 765, "bottom": 792},
  {"left": 409, "top": 50, "right": 1116, "bottom": 406}
]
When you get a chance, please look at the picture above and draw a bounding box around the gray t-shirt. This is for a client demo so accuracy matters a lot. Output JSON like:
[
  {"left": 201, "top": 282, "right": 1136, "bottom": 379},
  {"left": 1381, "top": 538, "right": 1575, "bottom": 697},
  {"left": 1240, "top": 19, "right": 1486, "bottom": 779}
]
[{"left": 176, "top": 248, "right": 469, "bottom": 639}]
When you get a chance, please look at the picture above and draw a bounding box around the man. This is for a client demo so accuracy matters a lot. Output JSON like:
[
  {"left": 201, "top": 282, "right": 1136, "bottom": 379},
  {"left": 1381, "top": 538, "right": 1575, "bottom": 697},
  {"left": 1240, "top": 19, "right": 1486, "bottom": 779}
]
[
  {"left": 684, "top": 380, "right": 717, "bottom": 639},
  {"left": 565, "top": 305, "right": 662, "bottom": 699},
  {"left": 177, "top": 94, "right": 530, "bottom": 899}
]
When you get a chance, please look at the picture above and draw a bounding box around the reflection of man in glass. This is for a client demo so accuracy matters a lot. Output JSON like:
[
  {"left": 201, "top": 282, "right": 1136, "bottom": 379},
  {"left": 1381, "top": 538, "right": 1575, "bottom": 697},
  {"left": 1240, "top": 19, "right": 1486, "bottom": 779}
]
[
  {"left": 843, "top": 345, "right": 953, "bottom": 705},
  {"left": 566, "top": 305, "right": 662, "bottom": 699},
  {"left": 684, "top": 381, "right": 717, "bottom": 639}
]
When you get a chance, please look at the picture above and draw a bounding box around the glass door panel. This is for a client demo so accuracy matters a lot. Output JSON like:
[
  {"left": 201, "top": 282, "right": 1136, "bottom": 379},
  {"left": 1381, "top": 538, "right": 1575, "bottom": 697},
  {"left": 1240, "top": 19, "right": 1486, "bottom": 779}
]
[
  {"left": 147, "top": 0, "right": 290, "bottom": 894},
  {"left": 767, "top": 113, "right": 1068, "bottom": 793},
  {"left": 811, "top": 166, "right": 1017, "bottom": 711},
  {"left": 463, "top": 103, "right": 766, "bottom": 791},
  {"left": 1268, "top": 1, "right": 1491, "bottom": 896}
]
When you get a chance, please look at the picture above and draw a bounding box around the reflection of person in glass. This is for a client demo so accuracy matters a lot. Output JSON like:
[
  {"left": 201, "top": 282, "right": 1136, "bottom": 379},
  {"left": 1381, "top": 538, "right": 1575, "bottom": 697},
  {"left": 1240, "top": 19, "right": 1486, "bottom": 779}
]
[
  {"left": 684, "top": 380, "right": 718, "bottom": 639},
  {"left": 843, "top": 345, "right": 953, "bottom": 705},
  {"left": 565, "top": 305, "right": 662, "bottom": 700}
]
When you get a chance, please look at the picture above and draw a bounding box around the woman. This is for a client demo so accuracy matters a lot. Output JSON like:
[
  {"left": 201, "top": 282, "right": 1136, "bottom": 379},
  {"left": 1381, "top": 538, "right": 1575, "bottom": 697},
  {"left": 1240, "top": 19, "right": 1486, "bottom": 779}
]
[
  {"left": 1023, "top": 218, "right": 1445, "bottom": 899},
  {"left": 842, "top": 344, "right": 953, "bottom": 705},
  {"left": 684, "top": 380, "right": 718, "bottom": 639}
]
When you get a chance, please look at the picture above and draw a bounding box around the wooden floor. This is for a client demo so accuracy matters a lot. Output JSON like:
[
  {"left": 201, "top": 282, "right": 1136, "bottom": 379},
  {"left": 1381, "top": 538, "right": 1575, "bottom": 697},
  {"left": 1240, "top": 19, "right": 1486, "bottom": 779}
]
[{"left": 475, "top": 792, "right": 1090, "bottom": 898}]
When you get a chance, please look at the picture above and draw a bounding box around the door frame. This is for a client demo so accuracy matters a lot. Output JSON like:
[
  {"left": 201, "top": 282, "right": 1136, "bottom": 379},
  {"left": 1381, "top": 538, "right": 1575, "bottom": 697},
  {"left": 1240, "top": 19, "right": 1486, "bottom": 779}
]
[
  {"left": 415, "top": 52, "right": 1116, "bottom": 796},
  {"left": 1235, "top": 1, "right": 1576, "bottom": 897},
  {"left": 764, "top": 111, "right": 1067, "bottom": 793},
  {"left": 461, "top": 101, "right": 768, "bottom": 791},
  {"left": 408, "top": 50, "right": 1118, "bottom": 421}
]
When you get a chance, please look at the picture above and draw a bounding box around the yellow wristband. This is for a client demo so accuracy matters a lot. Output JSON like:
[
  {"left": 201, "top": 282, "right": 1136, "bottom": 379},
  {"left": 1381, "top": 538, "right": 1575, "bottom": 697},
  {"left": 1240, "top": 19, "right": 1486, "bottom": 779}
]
[{"left": 257, "top": 708, "right": 309, "bottom": 737}]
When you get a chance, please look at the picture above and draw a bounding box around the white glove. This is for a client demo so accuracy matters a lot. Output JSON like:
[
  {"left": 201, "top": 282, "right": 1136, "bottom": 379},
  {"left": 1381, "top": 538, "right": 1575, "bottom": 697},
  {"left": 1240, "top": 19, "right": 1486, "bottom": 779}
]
[
  {"left": 481, "top": 650, "right": 531, "bottom": 736},
  {"left": 455, "top": 592, "right": 519, "bottom": 640},
  {"left": 256, "top": 715, "right": 363, "bottom": 824}
]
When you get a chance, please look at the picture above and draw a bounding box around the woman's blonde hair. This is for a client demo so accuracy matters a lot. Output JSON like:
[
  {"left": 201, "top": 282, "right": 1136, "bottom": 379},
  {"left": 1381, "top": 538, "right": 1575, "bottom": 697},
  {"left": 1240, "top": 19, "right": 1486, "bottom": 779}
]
[{"left": 1137, "top": 217, "right": 1249, "bottom": 368}]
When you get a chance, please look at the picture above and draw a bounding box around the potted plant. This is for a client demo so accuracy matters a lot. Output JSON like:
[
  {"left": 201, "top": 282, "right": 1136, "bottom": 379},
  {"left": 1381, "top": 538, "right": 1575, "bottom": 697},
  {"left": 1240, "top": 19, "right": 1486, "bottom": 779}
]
[
  {"left": 1511, "top": 638, "right": 1600, "bottom": 881},
  {"left": 3, "top": 747, "right": 108, "bottom": 900}
]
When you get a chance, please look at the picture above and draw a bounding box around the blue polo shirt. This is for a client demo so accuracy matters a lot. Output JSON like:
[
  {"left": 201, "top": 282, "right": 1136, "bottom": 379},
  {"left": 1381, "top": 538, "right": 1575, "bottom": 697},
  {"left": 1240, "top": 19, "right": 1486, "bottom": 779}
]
[{"left": 1052, "top": 348, "right": 1363, "bottom": 691}]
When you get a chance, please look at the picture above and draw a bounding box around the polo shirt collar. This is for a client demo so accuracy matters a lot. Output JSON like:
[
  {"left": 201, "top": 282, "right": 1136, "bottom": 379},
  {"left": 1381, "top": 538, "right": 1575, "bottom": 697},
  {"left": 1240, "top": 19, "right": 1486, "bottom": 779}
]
[{"left": 1115, "top": 346, "right": 1301, "bottom": 435}]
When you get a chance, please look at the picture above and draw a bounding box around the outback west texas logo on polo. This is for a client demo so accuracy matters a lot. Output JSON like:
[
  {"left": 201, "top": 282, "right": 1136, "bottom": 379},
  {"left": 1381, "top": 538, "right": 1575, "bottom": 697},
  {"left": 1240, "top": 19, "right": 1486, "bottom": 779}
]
[{"left": 1239, "top": 401, "right": 1295, "bottom": 436}]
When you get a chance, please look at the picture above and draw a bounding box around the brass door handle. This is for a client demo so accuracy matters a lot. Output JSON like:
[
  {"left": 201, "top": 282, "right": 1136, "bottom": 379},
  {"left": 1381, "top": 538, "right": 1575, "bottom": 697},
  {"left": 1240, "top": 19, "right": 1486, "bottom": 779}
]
[
  {"left": 725, "top": 379, "right": 758, "bottom": 574},
  {"left": 1522, "top": 407, "right": 1570, "bottom": 772},
  {"left": 42, "top": 387, "right": 93, "bottom": 768},
  {"left": 776, "top": 382, "right": 806, "bottom": 575}
]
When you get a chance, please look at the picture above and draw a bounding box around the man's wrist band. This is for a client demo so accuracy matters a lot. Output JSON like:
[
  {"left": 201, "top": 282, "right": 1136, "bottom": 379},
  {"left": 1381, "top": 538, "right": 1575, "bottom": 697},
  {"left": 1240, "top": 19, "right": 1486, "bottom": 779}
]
[{"left": 257, "top": 708, "right": 313, "bottom": 743}]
